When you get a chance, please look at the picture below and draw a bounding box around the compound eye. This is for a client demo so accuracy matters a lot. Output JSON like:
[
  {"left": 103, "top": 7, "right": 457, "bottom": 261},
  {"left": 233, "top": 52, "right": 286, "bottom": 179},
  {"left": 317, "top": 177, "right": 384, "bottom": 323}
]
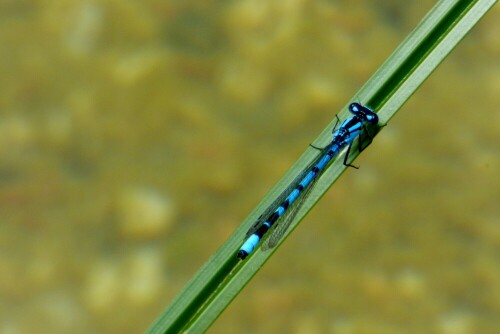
[
  {"left": 367, "top": 113, "right": 378, "bottom": 123},
  {"left": 349, "top": 103, "right": 359, "bottom": 112}
]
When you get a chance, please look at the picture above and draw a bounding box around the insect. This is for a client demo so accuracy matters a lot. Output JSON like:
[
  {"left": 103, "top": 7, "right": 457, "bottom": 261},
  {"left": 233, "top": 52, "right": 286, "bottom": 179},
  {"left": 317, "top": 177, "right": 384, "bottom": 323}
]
[{"left": 238, "top": 103, "right": 379, "bottom": 260}]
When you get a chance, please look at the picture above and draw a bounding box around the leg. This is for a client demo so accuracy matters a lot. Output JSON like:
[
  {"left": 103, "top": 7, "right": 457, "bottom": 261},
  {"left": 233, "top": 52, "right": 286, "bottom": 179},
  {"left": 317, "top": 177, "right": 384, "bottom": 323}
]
[
  {"left": 358, "top": 124, "right": 376, "bottom": 153},
  {"left": 309, "top": 143, "right": 323, "bottom": 151},
  {"left": 310, "top": 115, "right": 341, "bottom": 151},
  {"left": 331, "top": 115, "right": 341, "bottom": 133},
  {"left": 359, "top": 118, "right": 390, "bottom": 152},
  {"left": 343, "top": 142, "right": 359, "bottom": 169}
]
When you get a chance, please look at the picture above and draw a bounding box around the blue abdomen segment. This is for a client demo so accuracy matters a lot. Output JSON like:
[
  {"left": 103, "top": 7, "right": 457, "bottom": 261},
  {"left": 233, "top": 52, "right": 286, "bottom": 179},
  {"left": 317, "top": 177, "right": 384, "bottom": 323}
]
[{"left": 238, "top": 234, "right": 260, "bottom": 259}]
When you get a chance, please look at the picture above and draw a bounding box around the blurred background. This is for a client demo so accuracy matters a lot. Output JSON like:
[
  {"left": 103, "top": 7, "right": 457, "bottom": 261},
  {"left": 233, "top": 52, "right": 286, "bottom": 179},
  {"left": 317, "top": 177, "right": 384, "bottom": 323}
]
[{"left": 0, "top": 1, "right": 498, "bottom": 333}]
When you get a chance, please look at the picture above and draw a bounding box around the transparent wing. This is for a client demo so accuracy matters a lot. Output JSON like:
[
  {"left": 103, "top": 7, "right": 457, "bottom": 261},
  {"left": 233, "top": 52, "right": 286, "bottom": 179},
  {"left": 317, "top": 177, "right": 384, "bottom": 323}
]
[
  {"left": 244, "top": 156, "right": 320, "bottom": 238},
  {"left": 261, "top": 165, "right": 321, "bottom": 250}
]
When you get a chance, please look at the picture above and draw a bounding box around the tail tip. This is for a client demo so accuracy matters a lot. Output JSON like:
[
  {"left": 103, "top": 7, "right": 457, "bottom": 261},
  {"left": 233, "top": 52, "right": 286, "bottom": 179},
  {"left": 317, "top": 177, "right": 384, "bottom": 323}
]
[{"left": 237, "top": 250, "right": 248, "bottom": 260}]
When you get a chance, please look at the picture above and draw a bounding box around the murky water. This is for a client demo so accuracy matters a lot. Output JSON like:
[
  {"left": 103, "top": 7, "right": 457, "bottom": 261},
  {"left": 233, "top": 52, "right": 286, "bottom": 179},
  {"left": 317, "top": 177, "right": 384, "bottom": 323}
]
[{"left": 0, "top": 1, "right": 498, "bottom": 333}]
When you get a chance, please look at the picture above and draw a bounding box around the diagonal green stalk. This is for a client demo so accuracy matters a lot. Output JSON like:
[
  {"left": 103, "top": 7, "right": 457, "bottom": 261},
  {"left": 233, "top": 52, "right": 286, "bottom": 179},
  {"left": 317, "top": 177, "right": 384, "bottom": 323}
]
[{"left": 147, "top": 0, "right": 497, "bottom": 333}]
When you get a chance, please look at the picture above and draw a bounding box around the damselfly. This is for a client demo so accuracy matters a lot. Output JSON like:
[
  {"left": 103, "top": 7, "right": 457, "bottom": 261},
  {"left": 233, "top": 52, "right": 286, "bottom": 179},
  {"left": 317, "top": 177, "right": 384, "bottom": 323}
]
[{"left": 238, "top": 103, "right": 379, "bottom": 260}]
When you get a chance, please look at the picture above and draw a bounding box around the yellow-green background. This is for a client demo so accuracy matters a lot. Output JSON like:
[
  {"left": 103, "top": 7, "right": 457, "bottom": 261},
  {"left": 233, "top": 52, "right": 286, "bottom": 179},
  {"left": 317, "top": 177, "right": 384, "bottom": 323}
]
[{"left": 0, "top": 1, "right": 498, "bottom": 333}]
